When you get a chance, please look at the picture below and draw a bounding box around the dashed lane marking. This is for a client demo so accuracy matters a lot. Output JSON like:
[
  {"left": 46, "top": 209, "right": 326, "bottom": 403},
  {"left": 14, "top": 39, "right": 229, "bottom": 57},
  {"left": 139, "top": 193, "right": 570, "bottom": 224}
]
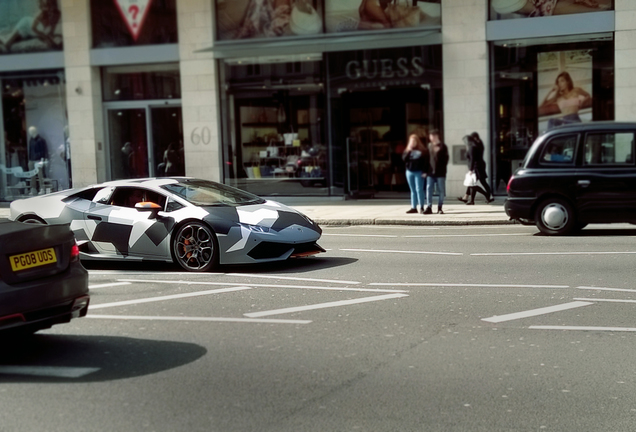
[
  {"left": 472, "top": 251, "right": 636, "bottom": 256},
  {"left": 0, "top": 366, "right": 100, "bottom": 378},
  {"left": 340, "top": 249, "right": 462, "bottom": 256},
  {"left": 89, "top": 286, "right": 252, "bottom": 310},
  {"left": 482, "top": 301, "right": 593, "bottom": 323},
  {"left": 530, "top": 325, "right": 636, "bottom": 332},
  {"left": 89, "top": 282, "right": 131, "bottom": 289},
  {"left": 224, "top": 273, "right": 360, "bottom": 284},
  {"left": 574, "top": 298, "right": 636, "bottom": 304},
  {"left": 370, "top": 282, "right": 569, "bottom": 289},
  {"left": 244, "top": 293, "right": 409, "bottom": 318},
  {"left": 87, "top": 315, "right": 312, "bottom": 324},
  {"left": 577, "top": 286, "right": 636, "bottom": 293},
  {"left": 403, "top": 233, "right": 528, "bottom": 238}
]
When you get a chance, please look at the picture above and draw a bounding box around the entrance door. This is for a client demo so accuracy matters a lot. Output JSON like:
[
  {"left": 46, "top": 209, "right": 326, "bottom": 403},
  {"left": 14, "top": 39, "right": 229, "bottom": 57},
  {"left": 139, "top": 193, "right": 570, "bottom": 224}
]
[{"left": 105, "top": 102, "right": 183, "bottom": 181}]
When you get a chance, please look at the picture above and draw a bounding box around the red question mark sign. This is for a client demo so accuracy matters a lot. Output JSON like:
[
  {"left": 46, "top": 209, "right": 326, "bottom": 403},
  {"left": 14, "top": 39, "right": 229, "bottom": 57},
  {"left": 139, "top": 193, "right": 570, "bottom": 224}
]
[{"left": 128, "top": 5, "right": 139, "bottom": 27}]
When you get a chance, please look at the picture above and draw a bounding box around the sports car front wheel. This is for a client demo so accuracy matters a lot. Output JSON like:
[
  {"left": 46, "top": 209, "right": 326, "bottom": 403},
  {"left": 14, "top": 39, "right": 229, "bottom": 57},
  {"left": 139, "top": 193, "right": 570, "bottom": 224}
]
[{"left": 172, "top": 222, "right": 218, "bottom": 272}]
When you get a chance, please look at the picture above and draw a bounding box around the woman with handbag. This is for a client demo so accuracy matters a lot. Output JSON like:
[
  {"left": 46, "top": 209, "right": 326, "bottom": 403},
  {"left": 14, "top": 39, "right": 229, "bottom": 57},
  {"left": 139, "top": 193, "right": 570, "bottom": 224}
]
[{"left": 458, "top": 133, "right": 494, "bottom": 205}]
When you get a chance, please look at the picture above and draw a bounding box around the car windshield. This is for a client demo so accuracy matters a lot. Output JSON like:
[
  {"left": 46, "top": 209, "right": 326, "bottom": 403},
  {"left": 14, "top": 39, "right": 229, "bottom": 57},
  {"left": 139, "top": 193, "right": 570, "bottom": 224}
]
[{"left": 160, "top": 179, "right": 265, "bottom": 206}]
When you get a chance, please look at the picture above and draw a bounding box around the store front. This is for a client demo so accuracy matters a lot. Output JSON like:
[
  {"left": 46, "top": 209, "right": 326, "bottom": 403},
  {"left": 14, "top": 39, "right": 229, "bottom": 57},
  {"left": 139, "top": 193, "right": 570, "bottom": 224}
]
[{"left": 490, "top": 35, "right": 615, "bottom": 194}]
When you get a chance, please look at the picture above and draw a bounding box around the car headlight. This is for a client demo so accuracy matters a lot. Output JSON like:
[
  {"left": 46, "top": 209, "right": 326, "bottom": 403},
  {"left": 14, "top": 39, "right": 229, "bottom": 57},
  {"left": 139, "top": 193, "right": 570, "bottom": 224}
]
[{"left": 239, "top": 223, "right": 270, "bottom": 233}]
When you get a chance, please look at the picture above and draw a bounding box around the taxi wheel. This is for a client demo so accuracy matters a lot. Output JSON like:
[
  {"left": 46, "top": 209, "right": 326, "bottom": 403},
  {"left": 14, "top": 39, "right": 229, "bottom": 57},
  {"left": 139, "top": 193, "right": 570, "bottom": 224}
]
[
  {"left": 172, "top": 221, "right": 218, "bottom": 272},
  {"left": 535, "top": 198, "right": 576, "bottom": 235}
]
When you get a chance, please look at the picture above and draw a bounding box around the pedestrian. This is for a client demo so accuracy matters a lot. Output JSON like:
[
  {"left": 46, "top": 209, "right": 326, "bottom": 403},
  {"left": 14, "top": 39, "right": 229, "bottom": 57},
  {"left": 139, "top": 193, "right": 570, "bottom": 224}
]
[
  {"left": 458, "top": 132, "right": 494, "bottom": 205},
  {"left": 402, "top": 133, "right": 429, "bottom": 214},
  {"left": 425, "top": 129, "right": 449, "bottom": 214}
]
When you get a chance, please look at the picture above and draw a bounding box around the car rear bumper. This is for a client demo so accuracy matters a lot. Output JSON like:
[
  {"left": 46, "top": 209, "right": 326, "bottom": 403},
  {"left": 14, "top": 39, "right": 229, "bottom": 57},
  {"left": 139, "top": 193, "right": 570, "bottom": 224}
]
[
  {"left": 0, "top": 262, "right": 89, "bottom": 332},
  {"left": 504, "top": 197, "right": 536, "bottom": 220}
]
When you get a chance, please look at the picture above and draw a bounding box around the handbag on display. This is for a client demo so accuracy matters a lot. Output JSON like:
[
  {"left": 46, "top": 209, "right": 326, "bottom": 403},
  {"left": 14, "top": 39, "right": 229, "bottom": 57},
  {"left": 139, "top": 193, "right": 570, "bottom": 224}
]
[
  {"left": 385, "top": 0, "right": 423, "bottom": 28},
  {"left": 290, "top": 0, "right": 322, "bottom": 35},
  {"left": 463, "top": 171, "right": 478, "bottom": 187}
]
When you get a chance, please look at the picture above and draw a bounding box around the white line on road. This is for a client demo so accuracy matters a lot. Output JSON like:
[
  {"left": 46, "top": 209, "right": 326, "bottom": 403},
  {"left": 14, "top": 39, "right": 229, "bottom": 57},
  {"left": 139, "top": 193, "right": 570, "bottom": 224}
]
[
  {"left": 369, "top": 282, "right": 569, "bottom": 289},
  {"left": 0, "top": 366, "right": 100, "bottom": 378},
  {"left": 577, "top": 286, "right": 636, "bottom": 293},
  {"left": 116, "top": 279, "right": 406, "bottom": 293},
  {"left": 89, "top": 271, "right": 225, "bottom": 276},
  {"left": 574, "top": 298, "right": 636, "bottom": 304},
  {"left": 340, "top": 248, "right": 462, "bottom": 256},
  {"left": 482, "top": 301, "right": 593, "bottom": 323},
  {"left": 224, "top": 273, "right": 360, "bottom": 285},
  {"left": 87, "top": 315, "right": 312, "bottom": 325},
  {"left": 530, "top": 325, "right": 636, "bottom": 332},
  {"left": 472, "top": 251, "right": 636, "bottom": 256},
  {"left": 89, "top": 286, "right": 252, "bottom": 310},
  {"left": 88, "top": 282, "right": 131, "bottom": 289},
  {"left": 403, "top": 233, "right": 528, "bottom": 238},
  {"left": 322, "top": 234, "right": 398, "bottom": 238},
  {"left": 244, "top": 293, "right": 409, "bottom": 318}
]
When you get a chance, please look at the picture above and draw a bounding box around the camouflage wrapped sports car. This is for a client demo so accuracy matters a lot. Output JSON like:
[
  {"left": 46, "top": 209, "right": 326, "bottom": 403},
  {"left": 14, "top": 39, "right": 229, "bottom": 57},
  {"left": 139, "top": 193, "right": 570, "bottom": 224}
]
[{"left": 10, "top": 178, "right": 324, "bottom": 272}]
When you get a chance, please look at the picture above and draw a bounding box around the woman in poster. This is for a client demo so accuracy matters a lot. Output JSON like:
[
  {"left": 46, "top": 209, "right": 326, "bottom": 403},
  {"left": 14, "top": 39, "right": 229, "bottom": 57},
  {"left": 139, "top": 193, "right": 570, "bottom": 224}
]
[
  {"left": 492, "top": 0, "right": 609, "bottom": 17},
  {"left": 0, "top": 0, "right": 61, "bottom": 53},
  {"left": 539, "top": 71, "right": 592, "bottom": 130}
]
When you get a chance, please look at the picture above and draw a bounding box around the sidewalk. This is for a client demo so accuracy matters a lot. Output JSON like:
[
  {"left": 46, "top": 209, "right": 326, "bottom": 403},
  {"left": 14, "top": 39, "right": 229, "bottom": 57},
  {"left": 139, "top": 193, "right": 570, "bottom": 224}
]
[{"left": 0, "top": 197, "right": 513, "bottom": 226}]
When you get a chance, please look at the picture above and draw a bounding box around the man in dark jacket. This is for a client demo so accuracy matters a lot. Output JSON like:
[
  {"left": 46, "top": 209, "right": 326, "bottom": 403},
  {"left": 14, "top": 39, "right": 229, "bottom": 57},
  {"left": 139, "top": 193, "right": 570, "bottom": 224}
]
[{"left": 424, "top": 129, "right": 449, "bottom": 214}]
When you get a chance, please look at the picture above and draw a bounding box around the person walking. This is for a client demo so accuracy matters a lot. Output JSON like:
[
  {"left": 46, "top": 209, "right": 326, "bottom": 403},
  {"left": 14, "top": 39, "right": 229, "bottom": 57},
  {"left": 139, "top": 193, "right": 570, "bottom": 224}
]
[
  {"left": 424, "top": 129, "right": 449, "bottom": 214},
  {"left": 402, "top": 133, "right": 429, "bottom": 214},
  {"left": 459, "top": 132, "right": 493, "bottom": 205}
]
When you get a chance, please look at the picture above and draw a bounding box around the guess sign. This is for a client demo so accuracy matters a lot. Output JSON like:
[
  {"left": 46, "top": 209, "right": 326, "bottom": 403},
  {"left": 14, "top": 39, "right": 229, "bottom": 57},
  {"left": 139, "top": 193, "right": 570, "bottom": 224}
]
[
  {"left": 345, "top": 57, "right": 425, "bottom": 80},
  {"left": 113, "top": 0, "right": 153, "bottom": 41}
]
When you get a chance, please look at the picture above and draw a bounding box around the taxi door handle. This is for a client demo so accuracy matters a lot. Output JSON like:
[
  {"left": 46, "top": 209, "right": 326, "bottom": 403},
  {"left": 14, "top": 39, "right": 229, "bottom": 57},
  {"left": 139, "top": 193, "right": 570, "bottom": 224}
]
[{"left": 578, "top": 180, "right": 591, "bottom": 187}]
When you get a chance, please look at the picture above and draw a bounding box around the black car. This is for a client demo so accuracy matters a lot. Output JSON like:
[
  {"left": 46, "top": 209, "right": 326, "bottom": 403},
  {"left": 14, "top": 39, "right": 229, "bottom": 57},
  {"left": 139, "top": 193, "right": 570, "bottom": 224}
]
[
  {"left": 0, "top": 220, "right": 89, "bottom": 335},
  {"left": 505, "top": 121, "right": 636, "bottom": 235}
]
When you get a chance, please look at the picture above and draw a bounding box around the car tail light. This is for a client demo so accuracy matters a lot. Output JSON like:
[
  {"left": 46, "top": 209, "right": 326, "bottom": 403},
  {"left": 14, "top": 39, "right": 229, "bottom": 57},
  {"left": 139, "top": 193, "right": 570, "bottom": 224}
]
[
  {"left": 71, "top": 242, "right": 80, "bottom": 262},
  {"left": 506, "top": 175, "right": 515, "bottom": 194}
]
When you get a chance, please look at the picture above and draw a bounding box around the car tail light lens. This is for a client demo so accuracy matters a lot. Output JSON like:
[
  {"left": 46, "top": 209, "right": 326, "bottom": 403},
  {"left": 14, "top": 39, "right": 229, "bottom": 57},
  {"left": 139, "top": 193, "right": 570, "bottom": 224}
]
[
  {"left": 507, "top": 175, "right": 514, "bottom": 194},
  {"left": 71, "top": 242, "right": 80, "bottom": 262}
]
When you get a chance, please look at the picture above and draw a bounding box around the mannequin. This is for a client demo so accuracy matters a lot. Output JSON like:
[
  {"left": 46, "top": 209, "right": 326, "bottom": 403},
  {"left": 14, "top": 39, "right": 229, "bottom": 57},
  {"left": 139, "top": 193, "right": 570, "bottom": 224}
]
[{"left": 28, "top": 126, "right": 48, "bottom": 195}]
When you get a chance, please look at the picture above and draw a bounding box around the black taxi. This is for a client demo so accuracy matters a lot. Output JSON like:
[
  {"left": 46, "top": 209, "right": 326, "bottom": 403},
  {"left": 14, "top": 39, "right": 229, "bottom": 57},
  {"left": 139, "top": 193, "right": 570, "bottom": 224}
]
[{"left": 505, "top": 121, "right": 636, "bottom": 235}]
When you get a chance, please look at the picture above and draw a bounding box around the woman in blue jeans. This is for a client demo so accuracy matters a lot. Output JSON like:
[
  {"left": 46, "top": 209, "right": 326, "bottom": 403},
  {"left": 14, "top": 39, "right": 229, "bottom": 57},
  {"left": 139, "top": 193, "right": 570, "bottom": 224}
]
[{"left": 402, "top": 133, "right": 429, "bottom": 214}]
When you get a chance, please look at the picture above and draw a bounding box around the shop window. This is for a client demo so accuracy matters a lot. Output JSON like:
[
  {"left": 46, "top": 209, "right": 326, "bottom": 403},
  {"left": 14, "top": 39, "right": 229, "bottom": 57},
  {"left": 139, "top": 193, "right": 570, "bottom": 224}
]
[
  {"left": 102, "top": 64, "right": 180, "bottom": 101},
  {"left": 490, "top": 38, "right": 614, "bottom": 194},
  {"left": 91, "top": 0, "right": 177, "bottom": 48},
  {"left": 0, "top": 0, "right": 63, "bottom": 55},
  {"left": 1, "top": 71, "right": 70, "bottom": 201},
  {"left": 489, "top": 0, "right": 613, "bottom": 20}
]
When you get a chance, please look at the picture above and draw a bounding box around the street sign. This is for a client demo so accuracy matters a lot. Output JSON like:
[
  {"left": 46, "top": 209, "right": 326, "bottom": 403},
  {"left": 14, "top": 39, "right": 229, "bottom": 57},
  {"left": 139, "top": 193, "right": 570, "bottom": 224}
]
[{"left": 113, "top": 0, "right": 153, "bottom": 41}]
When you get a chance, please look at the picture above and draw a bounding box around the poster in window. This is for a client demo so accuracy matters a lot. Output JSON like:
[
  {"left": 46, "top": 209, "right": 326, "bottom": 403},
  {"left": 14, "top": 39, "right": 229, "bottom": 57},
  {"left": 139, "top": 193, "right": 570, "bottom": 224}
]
[
  {"left": 216, "top": 0, "right": 323, "bottom": 41},
  {"left": 324, "top": 0, "right": 440, "bottom": 33},
  {"left": 537, "top": 49, "right": 593, "bottom": 133},
  {"left": 490, "top": 0, "right": 611, "bottom": 20},
  {"left": 0, "top": 0, "right": 62, "bottom": 55}
]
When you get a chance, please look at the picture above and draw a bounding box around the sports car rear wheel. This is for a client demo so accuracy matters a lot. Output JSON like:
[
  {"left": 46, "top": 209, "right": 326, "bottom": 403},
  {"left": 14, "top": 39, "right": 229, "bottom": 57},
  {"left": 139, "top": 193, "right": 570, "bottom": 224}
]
[{"left": 172, "top": 221, "right": 218, "bottom": 272}]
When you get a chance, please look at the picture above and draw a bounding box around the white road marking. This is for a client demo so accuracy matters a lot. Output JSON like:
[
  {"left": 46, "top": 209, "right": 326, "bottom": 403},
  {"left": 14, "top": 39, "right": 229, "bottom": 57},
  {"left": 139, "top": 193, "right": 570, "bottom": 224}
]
[
  {"left": 340, "top": 248, "right": 462, "bottom": 256},
  {"left": 472, "top": 251, "right": 636, "bottom": 256},
  {"left": 574, "top": 298, "right": 636, "bottom": 304},
  {"left": 482, "top": 301, "right": 593, "bottom": 323},
  {"left": 88, "top": 282, "right": 131, "bottom": 289},
  {"left": 89, "top": 286, "right": 252, "bottom": 310},
  {"left": 530, "top": 325, "right": 636, "bottom": 332},
  {"left": 87, "top": 315, "right": 311, "bottom": 324},
  {"left": 370, "top": 282, "right": 569, "bottom": 289},
  {"left": 224, "top": 273, "right": 360, "bottom": 285},
  {"left": 403, "top": 233, "right": 528, "bottom": 238},
  {"left": 577, "top": 286, "right": 636, "bottom": 293},
  {"left": 322, "top": 234, "right": 398, "bottom": 238},
  {"left": 89, "top": 271, "right": 224, "bottom": 276},
  {"left": 0, "top": 366, "right": 100, "bottom": 378},
  {"left": 244, "top": 293, "right": 409, "bottom": 318},
  {"left": 116, "top": 279, "right": 406, "bottom": 293}
]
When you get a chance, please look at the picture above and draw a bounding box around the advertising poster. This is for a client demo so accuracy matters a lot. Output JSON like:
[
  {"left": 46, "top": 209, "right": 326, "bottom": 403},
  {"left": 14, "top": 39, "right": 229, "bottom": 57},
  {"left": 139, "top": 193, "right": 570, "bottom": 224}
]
[
  {"left": 490, "top": 0, "right": 611, "bottom": 20},
  {"left": 216, "top": 0, "right": 323, "bottom": 40},
  {"left": 325, "top": 0, "right": 440, "bottom": 33},
  {"left": 0, "top": 0, "right": 62, "bottom": 54},
  {"left": 537, "top": 49, "right": 593, "bottom": 133}
]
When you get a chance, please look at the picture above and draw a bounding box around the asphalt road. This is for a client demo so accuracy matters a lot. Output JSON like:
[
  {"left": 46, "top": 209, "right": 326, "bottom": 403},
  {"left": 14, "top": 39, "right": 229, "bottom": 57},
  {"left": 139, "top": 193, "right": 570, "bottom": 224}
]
[{"left": 2, "top": 224, "right": 636, "bottom": 432}]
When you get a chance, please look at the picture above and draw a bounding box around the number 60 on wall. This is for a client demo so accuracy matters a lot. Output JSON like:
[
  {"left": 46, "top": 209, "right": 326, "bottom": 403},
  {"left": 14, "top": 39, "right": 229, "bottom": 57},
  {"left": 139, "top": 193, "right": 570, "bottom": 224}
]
[{"left": 190, "top": 127, "right": 211, "bottom": 145}]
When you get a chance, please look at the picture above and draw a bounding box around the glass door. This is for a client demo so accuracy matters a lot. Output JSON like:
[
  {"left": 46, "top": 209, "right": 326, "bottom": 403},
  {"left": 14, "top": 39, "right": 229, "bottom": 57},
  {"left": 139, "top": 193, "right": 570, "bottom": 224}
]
[
  {"left": 107, "top": 108, "right": 149, "bottom": 180},
  {"left": 151, "top": 106, "right": 184, "bottom": 177}
]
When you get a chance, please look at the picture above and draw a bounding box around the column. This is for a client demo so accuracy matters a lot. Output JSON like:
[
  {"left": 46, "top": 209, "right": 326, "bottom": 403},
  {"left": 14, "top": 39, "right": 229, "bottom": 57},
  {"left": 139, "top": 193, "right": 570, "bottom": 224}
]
[
  {"left": 441, "top": 0, "right": 490, "bottom": 198},
  {"left": 615, "top": 1, "right": 636, "bottom": 121},
  {"left": 177, "top": 0, "right": 221, "bottom": 181},
  {"left": 60, "top": 0, "right": 104, "bottom": 187}
]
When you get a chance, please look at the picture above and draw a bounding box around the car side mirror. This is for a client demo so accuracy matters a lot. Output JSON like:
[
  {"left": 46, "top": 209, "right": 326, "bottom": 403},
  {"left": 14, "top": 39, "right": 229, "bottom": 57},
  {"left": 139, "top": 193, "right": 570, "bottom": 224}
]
[{"left": 135, "top": 201, "right": 162, "bottom": 218}]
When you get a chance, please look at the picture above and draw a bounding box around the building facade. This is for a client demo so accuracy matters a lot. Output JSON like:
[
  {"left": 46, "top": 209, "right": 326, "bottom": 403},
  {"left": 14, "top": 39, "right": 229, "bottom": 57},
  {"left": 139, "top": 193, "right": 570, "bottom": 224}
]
[{"left": 0, "top": 0, "right": 631, "bottom": 202}]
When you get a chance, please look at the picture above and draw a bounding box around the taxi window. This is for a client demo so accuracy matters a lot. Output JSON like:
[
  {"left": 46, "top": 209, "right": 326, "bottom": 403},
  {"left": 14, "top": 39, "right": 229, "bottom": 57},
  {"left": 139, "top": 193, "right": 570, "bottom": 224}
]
[
  {"left": 584, "top": 132, "right": 635, "bottom": 166},
  {"left": 539, "top": 135, "right": 577, "bottom": 166}
]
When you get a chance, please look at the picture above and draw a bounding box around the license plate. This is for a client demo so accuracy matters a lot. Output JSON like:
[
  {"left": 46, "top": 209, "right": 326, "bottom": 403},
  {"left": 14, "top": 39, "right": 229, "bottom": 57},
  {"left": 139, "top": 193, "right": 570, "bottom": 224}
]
[{"left": 10, "top": 248, "right": 57, "bottom": 271}]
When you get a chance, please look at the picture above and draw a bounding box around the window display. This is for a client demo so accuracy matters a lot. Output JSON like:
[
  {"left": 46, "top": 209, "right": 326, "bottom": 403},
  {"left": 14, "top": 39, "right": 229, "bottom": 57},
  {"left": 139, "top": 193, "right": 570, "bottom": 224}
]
[
  {"left": 1, "top": 71, "right": 70, "bottom": 201},
  {"left": 489, "top": 0, "right": 612, "bottom": 20},
  {"left": 0, "top": 0, "right": 62, "bottom": 54},
  {"left": 490, "top": 38, "right": 614, "bottom": 194},
  {"left": 91, "top": 0, "right": 177, "bottom": 48}
]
